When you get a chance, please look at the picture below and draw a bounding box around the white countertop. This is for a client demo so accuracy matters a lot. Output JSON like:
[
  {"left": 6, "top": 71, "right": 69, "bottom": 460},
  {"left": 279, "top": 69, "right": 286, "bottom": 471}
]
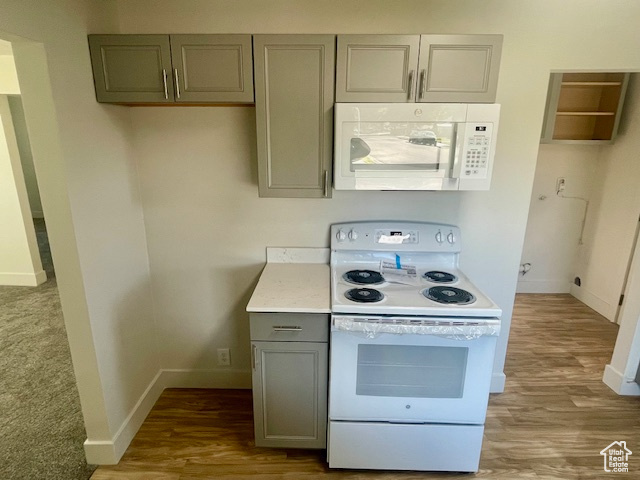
[{"left": 246, "top": 248, "right": 331, "bottom": 314}]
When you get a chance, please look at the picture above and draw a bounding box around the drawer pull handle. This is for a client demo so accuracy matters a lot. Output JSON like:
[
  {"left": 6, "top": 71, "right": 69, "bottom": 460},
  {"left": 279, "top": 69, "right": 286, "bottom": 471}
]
[{"left": 273, "top": 326, "right": 302, "bottom": 332}]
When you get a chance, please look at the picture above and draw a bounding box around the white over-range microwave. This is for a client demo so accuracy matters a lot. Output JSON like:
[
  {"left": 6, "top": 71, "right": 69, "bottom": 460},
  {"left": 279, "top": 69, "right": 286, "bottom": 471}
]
[{"left": 334, "top": 103, "right": 500, "bottom": 191}]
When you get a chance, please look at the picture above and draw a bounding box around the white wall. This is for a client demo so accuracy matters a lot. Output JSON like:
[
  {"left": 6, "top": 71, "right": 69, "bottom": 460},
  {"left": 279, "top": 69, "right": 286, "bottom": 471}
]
[
  {"left": 1, "top": 0, "right": 160, "bottom": 464},
  {"left": 604, "top": 230, "right": 640, "bottom": 395},
  {"left": 518, "top": 145, "right": 599, "bottom": 293},
  {"left": 573, "top": 75, "right": 640, "bottom": 321},
  {"left": 8, "top": 95, "right": 43, "bottom": 217},
  {"left": 0, "top": 49, "right": 19, "bottom": 94},
  {"left": 118, "top": 0, "right": 640, "bottom": 393},
  {"left": 0, "top": 94, "right": 45, "bottom": 285}
]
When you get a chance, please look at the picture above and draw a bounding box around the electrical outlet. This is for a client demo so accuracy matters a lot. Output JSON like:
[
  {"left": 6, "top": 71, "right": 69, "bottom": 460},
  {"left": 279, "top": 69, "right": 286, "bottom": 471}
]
[
  {"left": 556, "top": 177, "right": 566, "bottom": 194},
  {"left": 217, "top": 348, "right": 231, "bottom": 366}
]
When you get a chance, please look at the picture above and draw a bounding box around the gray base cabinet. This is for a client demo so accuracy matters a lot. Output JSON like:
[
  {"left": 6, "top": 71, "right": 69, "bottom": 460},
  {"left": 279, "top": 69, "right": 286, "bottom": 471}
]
[
  {"left": 88, "top": 34, "right": 254, "bottom": 104},
  {"left": 336, "top": 34, "right": 502, "bottom": 103},
  {"left": 250, "top": 313, "right": 329, "bottom": 449},
  {"left": 253, "top": 35, "right": 335, "bottom": 198}
]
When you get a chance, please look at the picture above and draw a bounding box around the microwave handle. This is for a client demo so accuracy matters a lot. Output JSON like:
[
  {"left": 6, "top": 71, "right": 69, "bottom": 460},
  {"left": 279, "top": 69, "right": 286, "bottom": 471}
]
[{"left": 451, "top": 123, "right": 466, "bottom": 179}]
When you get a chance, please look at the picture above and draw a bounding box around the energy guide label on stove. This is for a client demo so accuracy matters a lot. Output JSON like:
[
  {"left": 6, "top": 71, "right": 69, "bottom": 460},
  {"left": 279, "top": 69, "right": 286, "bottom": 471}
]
[{"left": 381, "top": 260, "right": 418, "bottom": 285}]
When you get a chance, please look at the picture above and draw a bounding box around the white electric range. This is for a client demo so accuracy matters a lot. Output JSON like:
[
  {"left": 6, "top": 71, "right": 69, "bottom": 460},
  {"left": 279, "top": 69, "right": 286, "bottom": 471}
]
[{"left": 328, "top": 221, "right": 501, "bottom": 473}]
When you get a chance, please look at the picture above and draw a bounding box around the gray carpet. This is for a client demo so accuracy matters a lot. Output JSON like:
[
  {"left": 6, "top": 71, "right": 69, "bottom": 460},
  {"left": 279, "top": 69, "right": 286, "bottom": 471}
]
[{"left": 0, "top": 219, "right": 95, "bottom": 479}]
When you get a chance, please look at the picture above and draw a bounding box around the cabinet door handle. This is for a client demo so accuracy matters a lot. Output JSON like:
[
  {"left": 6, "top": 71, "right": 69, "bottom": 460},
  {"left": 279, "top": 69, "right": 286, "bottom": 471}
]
[
  {"left": 251, "top": 344, "right": 257, "bottom": 370},
  {"left": 407, "top": 70, "right": 415, "bottom": 100},
  {"left": 418, "top": 69, "right": 426, "bottom": 100},
  {"left": 174, "top": 68, "right": 181, "bottom": 99},
  {"left": 323, "top": 170, "right": 329, "bottom": 197},
  {"left": 273, "top": 326, "right": 302, "bottom": 331},
  {"left": 162, "top": 69, "right": 169, "bottom": 100}
]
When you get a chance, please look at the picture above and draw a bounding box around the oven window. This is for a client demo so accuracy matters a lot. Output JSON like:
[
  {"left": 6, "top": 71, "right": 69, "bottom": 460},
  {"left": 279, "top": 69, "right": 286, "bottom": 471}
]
[{"left": 356, "top": 344, "right": 468, "bottom": 398}]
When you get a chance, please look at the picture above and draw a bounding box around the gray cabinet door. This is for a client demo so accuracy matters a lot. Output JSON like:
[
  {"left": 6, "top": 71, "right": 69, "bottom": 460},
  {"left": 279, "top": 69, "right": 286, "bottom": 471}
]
[
  {"left": 253, "top": 35, "right": 335, "bottom": 198},
  {"left": 417, "top": 34, "right": 502, "bottom": 103},
  {"left": 169, "top": 35, "right": 254, "bottom": 103},
  {"left": 336, "top": 35, "right": 420, "bottom": 102},
  {"left": 251, "top": 341, "right": 328, "bottom": 448},
  {"left": 89, "top": 35, "right": 174, "bottom": 103}
]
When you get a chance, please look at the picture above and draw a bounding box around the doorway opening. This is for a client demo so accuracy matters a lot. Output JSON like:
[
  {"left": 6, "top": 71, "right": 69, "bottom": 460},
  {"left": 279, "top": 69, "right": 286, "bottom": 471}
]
[
  {"left": 0, "top": 36, "right": 95, "bottom": 479},
  {"left": 518, "top": 72, "right": 640, "bottom": 325}
]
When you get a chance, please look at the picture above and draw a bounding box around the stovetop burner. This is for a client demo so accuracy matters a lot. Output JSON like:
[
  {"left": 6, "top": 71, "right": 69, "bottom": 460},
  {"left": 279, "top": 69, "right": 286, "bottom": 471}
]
[
  {"left": 423, "top": 271, "right": 457, "bottom": 284},
  {"left": 343, "top": 270, "right": 385, "bottom": 286},
  {"left": 423, "top": 286, "right": 476, "bottom": 305},
  {"left": 345, "top": 288, "right": 384, "bottom": 303}
]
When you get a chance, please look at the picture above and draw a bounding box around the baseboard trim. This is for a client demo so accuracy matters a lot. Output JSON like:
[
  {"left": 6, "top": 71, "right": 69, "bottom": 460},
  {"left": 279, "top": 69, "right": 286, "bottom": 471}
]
[
  {"left": 161, "top": 368, "right": 252, "bottom": 389},
  {"left": 490, "top": 372, "right": 506, "bottom": 393},
  {"left": 0, "top": 269, "right": 47, "bottom": 286},
  {"left": 83, "top": 368, "right": 252, "bottom": 464},
  {"left": 570, "top": 285, "right": 615, "bottom": 321},
  {"left": 603, "top": 364, "right": 640, "bottom": 396},
  {"left": 84, "top": 369, "right": 165, "bottom": 465},
  {"left": 516, "top": 280, "right": 571, "bottom": 294}
]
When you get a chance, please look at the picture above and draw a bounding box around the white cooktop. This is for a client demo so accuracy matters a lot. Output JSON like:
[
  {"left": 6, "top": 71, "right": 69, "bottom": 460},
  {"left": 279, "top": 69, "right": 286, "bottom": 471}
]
[
  {"left": 330, "top": 221, "right": 501, "bottom": 318},
  {"left": 331, "top": 263, "right": 501, "bottom": 317}
]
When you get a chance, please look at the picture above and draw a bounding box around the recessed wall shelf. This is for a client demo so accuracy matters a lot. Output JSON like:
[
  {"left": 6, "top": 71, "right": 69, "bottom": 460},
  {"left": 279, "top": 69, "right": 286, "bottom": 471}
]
[{"left": 541, "top": 72, "right": 629, "bottom": 144}]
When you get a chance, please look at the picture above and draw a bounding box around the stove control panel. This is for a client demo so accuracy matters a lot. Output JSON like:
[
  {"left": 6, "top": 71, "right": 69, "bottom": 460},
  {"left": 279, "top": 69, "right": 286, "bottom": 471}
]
[
  {"left": 331, "top": 221, "right": 461, "bottom": 252},
  {"left": 375, "top": 229, "right": 418, "bottom": 244}
]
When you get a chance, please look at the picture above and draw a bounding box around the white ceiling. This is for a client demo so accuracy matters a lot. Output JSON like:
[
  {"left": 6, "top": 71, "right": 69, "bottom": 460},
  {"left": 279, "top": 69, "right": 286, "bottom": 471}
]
[{"left": 0, "top": 39, "right": 13, "bottom": 56}]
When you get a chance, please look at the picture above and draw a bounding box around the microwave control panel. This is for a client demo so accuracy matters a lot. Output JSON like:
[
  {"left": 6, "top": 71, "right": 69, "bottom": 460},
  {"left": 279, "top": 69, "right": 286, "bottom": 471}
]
[{"left": 460, "top": 123, "right": 494, "bottom": 179}]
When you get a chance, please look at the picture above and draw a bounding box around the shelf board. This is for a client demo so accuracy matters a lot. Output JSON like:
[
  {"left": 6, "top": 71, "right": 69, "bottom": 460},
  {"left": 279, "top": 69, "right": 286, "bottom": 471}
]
[
  {"left": 556, "top": 111, "right": 616, "bottom": 116},
  {"left": 561, "top": 81, "right": 623, "bottom": 87}
]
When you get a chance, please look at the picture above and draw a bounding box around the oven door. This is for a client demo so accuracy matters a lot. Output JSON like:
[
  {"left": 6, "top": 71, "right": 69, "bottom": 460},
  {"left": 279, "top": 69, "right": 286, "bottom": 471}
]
[{"left": 329, "top": 317, "right": 498, "bottom": 425}]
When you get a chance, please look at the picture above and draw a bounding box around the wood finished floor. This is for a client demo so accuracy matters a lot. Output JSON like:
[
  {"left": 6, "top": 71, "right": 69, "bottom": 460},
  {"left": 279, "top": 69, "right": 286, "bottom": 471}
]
[{"left": 92, "top": 294, "right": 639, "bottom": 479}]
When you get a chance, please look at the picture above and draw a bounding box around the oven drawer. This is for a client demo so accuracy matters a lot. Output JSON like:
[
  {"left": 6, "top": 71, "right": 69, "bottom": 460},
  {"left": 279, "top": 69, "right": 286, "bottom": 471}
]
[
  {"left": 250, "top": 313, "right": 329, "bottom": 342},
  {"left": 328, "top": 421, "right": 483, "bottom": 472}
]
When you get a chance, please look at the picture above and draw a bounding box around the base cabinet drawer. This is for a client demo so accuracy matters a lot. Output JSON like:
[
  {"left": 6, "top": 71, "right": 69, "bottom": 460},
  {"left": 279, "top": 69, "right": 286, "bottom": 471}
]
[
  {"left": 250, "top": 313, "right": 329, "bottom": 342},
  {"left": 251, "top": 341, "right": 328, "bottom": 448},
  {"left": 328, "top": 421, "right": 483, "bottom": 472}
]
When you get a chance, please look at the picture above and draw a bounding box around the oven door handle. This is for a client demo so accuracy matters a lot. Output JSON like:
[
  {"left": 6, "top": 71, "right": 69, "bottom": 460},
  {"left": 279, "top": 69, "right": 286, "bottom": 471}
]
[{"left": 332, "top": 316, "right": 501, "bottom": 338}]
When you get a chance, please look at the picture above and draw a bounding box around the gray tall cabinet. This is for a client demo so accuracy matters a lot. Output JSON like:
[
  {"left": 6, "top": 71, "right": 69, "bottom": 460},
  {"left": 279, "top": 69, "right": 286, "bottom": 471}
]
[
  {"left": 253, "top": 35, "right": 336, "bottom": 198},
  {"left": 336, "top": 34, "right": 502, "bottom": 103}
]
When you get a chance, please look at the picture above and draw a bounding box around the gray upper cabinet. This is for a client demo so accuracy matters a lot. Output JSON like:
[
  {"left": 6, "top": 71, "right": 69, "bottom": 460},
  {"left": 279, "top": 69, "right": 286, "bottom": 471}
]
[
  {"left": 89, "top": 35, "right": 175, "bottom": 103},
  {"left": 253, "top": 35, "right": 335, "bottom": 198},
  {"left": 418, "top": 35, "right": 502, "bottom": 103},
  {"left": 88, "top": 34, "right": 253, "bottom": 104},
  {"left": 541, "top": 72, "right": 629, "bottom": 144},
  {"left": 336, "top": 34, "right": 502, "bottom": 103},
  {"left": 336, "top": 35, "right": 420, "bottom": 102},
  {"left": 169, "top": 35, "right": 253, "bottom": 103}
]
